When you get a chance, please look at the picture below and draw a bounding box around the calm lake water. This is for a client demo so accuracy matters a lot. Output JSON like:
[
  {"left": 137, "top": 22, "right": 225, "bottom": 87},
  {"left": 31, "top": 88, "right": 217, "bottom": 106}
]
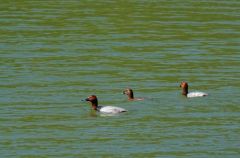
[{"left": 1, "top": 0, "right": 240, "bottom": 157}]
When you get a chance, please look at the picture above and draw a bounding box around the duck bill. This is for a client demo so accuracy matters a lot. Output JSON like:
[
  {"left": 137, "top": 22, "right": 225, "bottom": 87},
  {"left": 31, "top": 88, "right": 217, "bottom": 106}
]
[{"left": 82, "top": 98, "right": 89, "bottom": 101}]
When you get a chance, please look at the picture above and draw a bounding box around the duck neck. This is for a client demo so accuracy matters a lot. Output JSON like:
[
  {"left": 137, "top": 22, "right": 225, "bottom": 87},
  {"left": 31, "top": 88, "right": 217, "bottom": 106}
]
[
  {"left": 128, "top": 92, "right": 134, "bottom": 100},
  {"left": 91, "top": 100, "right": 98, "bottom": 111},
  {"left": 182, "top": 87, "right": 188, "bottom": 96}
]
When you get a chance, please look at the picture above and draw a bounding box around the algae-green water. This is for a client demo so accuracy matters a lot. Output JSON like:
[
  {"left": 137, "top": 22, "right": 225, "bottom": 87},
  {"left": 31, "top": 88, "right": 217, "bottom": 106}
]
[{"left": 0, "top": 1, "right": 239, "bottom": 157}]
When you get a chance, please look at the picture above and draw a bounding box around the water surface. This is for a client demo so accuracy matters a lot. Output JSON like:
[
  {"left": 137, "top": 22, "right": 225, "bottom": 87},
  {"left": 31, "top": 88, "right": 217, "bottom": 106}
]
[{"left": 0, "top": 0, "right": 240, "bottom": 157}]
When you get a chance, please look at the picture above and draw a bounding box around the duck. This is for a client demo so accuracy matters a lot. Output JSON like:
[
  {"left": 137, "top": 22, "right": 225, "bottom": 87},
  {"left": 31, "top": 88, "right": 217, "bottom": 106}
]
[
  {"left": 84, "top": 95, "right": 127, "bottom": 114},
  {"left": 180, "top": 81, "right": 208, "bottom": 98},
  {"left": 123, "top": 88, "right": 144, "bottom": 101}
]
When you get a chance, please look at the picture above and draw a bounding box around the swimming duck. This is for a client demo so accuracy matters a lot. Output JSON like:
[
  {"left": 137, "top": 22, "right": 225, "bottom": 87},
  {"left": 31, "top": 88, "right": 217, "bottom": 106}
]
[
  {"left": 85, "top": 95, "right": 127, "bottom": 114},
  {"left": 180, "top": 81, "right": 208, "bottom": 98},
  {"left": 123, "top": 88, "right": 144, "bottom": 101}
]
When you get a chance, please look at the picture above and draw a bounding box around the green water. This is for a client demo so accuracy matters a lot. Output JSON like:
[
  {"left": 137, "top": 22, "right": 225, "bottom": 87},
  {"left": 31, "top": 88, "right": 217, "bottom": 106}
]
[{"left": 1, "top": 0, "right": 240, "bottom": 157}]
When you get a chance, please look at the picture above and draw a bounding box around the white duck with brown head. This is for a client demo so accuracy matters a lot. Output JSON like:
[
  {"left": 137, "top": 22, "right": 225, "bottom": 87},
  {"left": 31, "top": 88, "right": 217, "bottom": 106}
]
[
  {"left": 85, "top": 95, "right": 127, "bottom": 114},
  {"left": 180, "top": 81, "right": 208, "bottom": 98}
]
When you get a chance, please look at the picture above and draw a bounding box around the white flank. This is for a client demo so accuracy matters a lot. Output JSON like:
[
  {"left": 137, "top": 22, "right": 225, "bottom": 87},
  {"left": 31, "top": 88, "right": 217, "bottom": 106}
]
[
  {"left": 99, "top": 106, "right": 127, "bottom": 114},
  {"left": 187, "top": 92, "right": 208, "bottom": 98}
]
